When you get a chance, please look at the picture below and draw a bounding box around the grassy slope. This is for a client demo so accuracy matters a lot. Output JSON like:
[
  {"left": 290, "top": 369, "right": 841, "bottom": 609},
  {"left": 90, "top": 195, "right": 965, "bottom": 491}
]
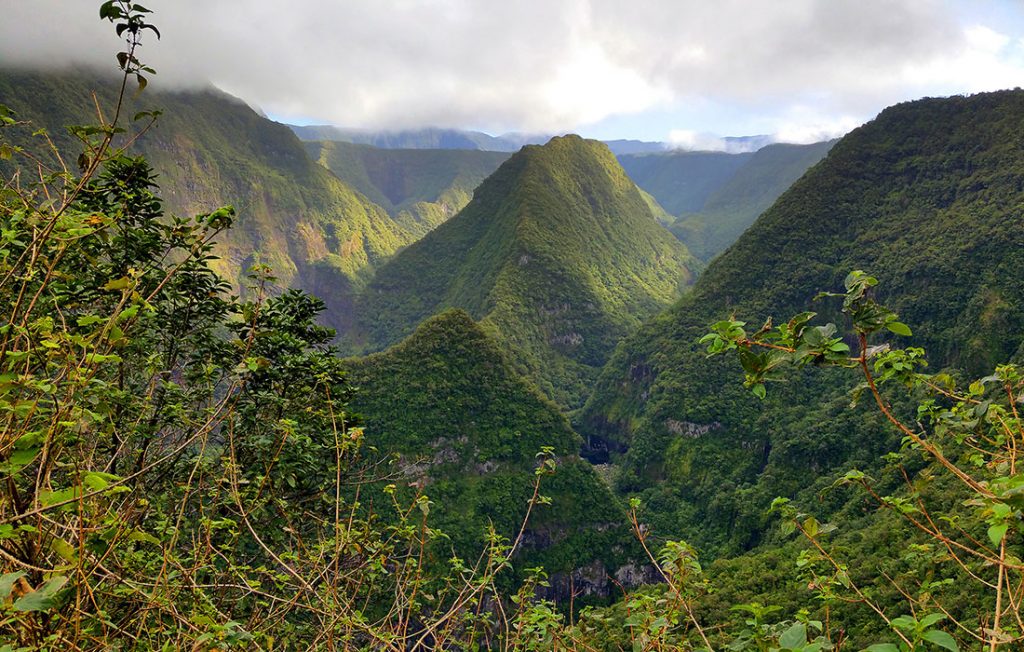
[
  {"left": 670, "top": 141, "right": 835, "bottom": 260},
  {"left": 581, "top": 90, "right": 1024, "bottom": 556},
  {"left": 0, "top": 68, "right": 412, "bottom": 334},
  {"left": 356, "top": 135, "right": 701, "bottom": 409},
  {"left": 306, "top": 140, "right": 509, "bottom": 237},
  {"left": 343, "top": 310, "right": 635, "bottom": 596}
]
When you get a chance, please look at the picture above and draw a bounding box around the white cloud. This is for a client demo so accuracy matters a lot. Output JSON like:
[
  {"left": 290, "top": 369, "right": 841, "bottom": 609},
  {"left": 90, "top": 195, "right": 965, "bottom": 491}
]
[
  {"left": 666, "top": 131, "right": 761, "bottom": 153},
  {"left": 1, "top": 1, "right": 1022, "bottom": 137}
]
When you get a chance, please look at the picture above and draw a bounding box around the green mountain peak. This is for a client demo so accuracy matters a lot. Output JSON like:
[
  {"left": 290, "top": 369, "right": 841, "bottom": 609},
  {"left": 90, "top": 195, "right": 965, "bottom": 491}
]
[
  {"left": 343, "top": 307, "right": 636, "bottom": 592},
  {"left": 355, "top": 134, "right": 701, "bottom": 407}
]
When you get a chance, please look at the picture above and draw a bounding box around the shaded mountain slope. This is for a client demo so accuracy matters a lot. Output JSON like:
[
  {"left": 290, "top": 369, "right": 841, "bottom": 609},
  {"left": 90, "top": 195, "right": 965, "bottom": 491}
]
[
  {"left": 343, "top": 310, "right": 639, "bottom": 597},
  {"left": 618, "top": 150, "right": 754, "bottom": 215},
  {"left": 0, "top": 68, "right": 412, "bottom": 333},
  {"left": 356, "top": 135, "right": 700, "bottom": 408},
  {"left": 306, "top": 140, "right": 509, "bottom": 236},
  {"left": 580, "top": 90, "right": 1024, "bottom": 555},
  {"left": 669, "top": 140, "right": 835, "bottom": 260}
]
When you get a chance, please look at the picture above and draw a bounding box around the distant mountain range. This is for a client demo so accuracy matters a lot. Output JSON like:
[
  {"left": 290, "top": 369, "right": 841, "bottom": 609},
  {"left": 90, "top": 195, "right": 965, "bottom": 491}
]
[
  {"left": 286, "top": 124, "right": 776, "bottom": 156},
  {"left": 288, "top": 124, "right": 547, "bottom": 152}
]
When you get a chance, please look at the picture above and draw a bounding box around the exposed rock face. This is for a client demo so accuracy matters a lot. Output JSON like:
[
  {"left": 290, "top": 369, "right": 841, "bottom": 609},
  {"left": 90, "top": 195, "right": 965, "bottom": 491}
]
[
  {"left": 538, "top": 560, "right": 661, "bottom": 601},
  {"left": 665, "top": 420, "right": 721, "bottom": 438}
]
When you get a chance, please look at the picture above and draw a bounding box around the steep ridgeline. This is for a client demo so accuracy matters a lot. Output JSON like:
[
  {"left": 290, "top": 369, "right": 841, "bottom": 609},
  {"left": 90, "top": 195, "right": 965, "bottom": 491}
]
[
  {"left": 305, "top": 140, "right": 509, "bottom": 237},
  {"left": 669, "top": 140, "right": 835, "bottom": 260},
  {"left": 0, "top": 69, "right": 412, "bottom": 333},
  {"left": 581, "top": 90, "right": 1024, "bottom": 556},
  {"left": 356, "top": 135, "right": 701, "bottom": 409},
  {"left": 343, "top": 310, "right": 642, "bottom": 600}
]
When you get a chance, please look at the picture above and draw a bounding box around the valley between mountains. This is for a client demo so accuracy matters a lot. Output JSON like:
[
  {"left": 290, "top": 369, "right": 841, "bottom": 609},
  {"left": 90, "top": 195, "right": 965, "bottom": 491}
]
[{"left": 4, "top": 61, "right": 1024, "bottom": 649}]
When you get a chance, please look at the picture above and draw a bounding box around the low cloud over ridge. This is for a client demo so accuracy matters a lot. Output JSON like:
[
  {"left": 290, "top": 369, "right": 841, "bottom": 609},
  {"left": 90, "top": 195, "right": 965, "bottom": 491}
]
[{"left": 2, "top": 1, "right": 1022, "bottom": 140}]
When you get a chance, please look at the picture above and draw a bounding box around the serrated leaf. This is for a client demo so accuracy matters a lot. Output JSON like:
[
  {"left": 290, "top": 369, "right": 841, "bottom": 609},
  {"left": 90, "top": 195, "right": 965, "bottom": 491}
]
[
  {"left": 51, "top": 537, "right": 78, "bottom": 563},
  {"left": 987, "top": 523, "right": 1009, "bottom": 548},
  {"left": 921, "top": 629, "right": 959, "bottom": 651},
  {"left": 0, "top": 572, "right": 26, "bottom": 599},
  {"left": 778, "top": 622, "right": 806, "bottom": 648},
  {"left": 14, "top": 576, "right": 67, "bottom": 612},
  {"left": 918, "top": 613, "right": 946, "bottom": 629},
  {"left": 102, "top": 277, "right": 131, "bottom": 291}
]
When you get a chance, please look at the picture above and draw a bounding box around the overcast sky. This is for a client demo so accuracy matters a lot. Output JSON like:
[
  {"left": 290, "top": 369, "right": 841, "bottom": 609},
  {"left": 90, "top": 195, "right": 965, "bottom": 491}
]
[{"left": 3, "top": 1, "right": 1023, "bottom": 147}]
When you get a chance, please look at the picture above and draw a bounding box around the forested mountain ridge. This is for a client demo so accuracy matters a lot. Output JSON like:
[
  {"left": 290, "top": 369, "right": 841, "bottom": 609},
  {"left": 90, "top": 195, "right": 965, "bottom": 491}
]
[
  {"left": 669, "top": 140, "right": 836, "bottom": 260},
  {"left": 0, "top": 68, "right": 413, "bottom": 333},
  {"left": 355, "top": 134, "right": 701, "bottom": 408},
  {"left": 620, "top": 142, "right": 832, "bottom": 261},
  {"left": 580, "top": 89, "right": 1024, "bottom": 555},
  {"left": 617, "top": 150, "right": 755, "bottom": 216},
  {"left": 342, "top": 310, "right": 641, "bottom": 598},
  {"left": 305, "top": 140, "right": 509, "bottom": 237}
]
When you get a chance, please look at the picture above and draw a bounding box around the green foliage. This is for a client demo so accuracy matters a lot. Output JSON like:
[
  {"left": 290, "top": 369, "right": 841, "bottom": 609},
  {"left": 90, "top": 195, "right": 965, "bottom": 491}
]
[
  {"left": 343, "top": 310, "right": 636, "bottom": 584},
  {"left": 0, "top": 68, "right": 414, "bottom": 338},
  {"left": 581, "top": 90, "right": 1024, "bottom": 556},
  {"left": 289, "top": 123, "right": 528, "bottom": 151},
  {"left": 357, "top": 135, "right": 701, "bottom": 409},
  {"left": 0, "top": 25, "right": 605, "bottom": 647},
  {"left": 703, "top": 273, "right": 1024, "bottom": 649}
]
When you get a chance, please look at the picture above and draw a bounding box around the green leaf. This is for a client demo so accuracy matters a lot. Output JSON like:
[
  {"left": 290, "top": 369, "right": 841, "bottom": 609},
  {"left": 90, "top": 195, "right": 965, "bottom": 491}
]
[
  {"left": 864, "top": 645, "right": 900, "bottom": 652},
  {"left": 886, "top": 321, "right": 912, "bottom": 337},
  {"left": 987, "top": 523, "right": 1009, "bottom": 547},
  {"left": 752, "top": 383, "right": 766, "bottom": 400},
  {"left": 99, "top": 1, "right": 122, "bottom": 19},
  {"left": 2, "top": 447, "right": 39, "bottom": 474},
  {"left": 82, "top": 471, "right": 120, "bottom": 492},
  {"left": 803, "top": 517, "right": 819, "bottom": 537},
  {"left": 14, "top": 576, "right": 68, "bottom": 612},
  {"left": 890, "top": 615, "right": 917, "bottom": 631},
  {"left": 778, "top": 622, "right": 806, "bottom": 648},
  {"left": 921, "top": 629, "right": 959, "bottom": 651},
  {"left": 76, "top": 315, "right": 104, "bottom": 327},
  {"left": 918, "top": 613, "right": 946, "bottom": 629},
  {"left": 51, "top": 537, "right": 78, "bottom": 563},
  {"left": 102, "top": 276, "right": 131, "bottom": 291},
  {"left": 0, "top": 572, "right": 26, "bottom": 599}
]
